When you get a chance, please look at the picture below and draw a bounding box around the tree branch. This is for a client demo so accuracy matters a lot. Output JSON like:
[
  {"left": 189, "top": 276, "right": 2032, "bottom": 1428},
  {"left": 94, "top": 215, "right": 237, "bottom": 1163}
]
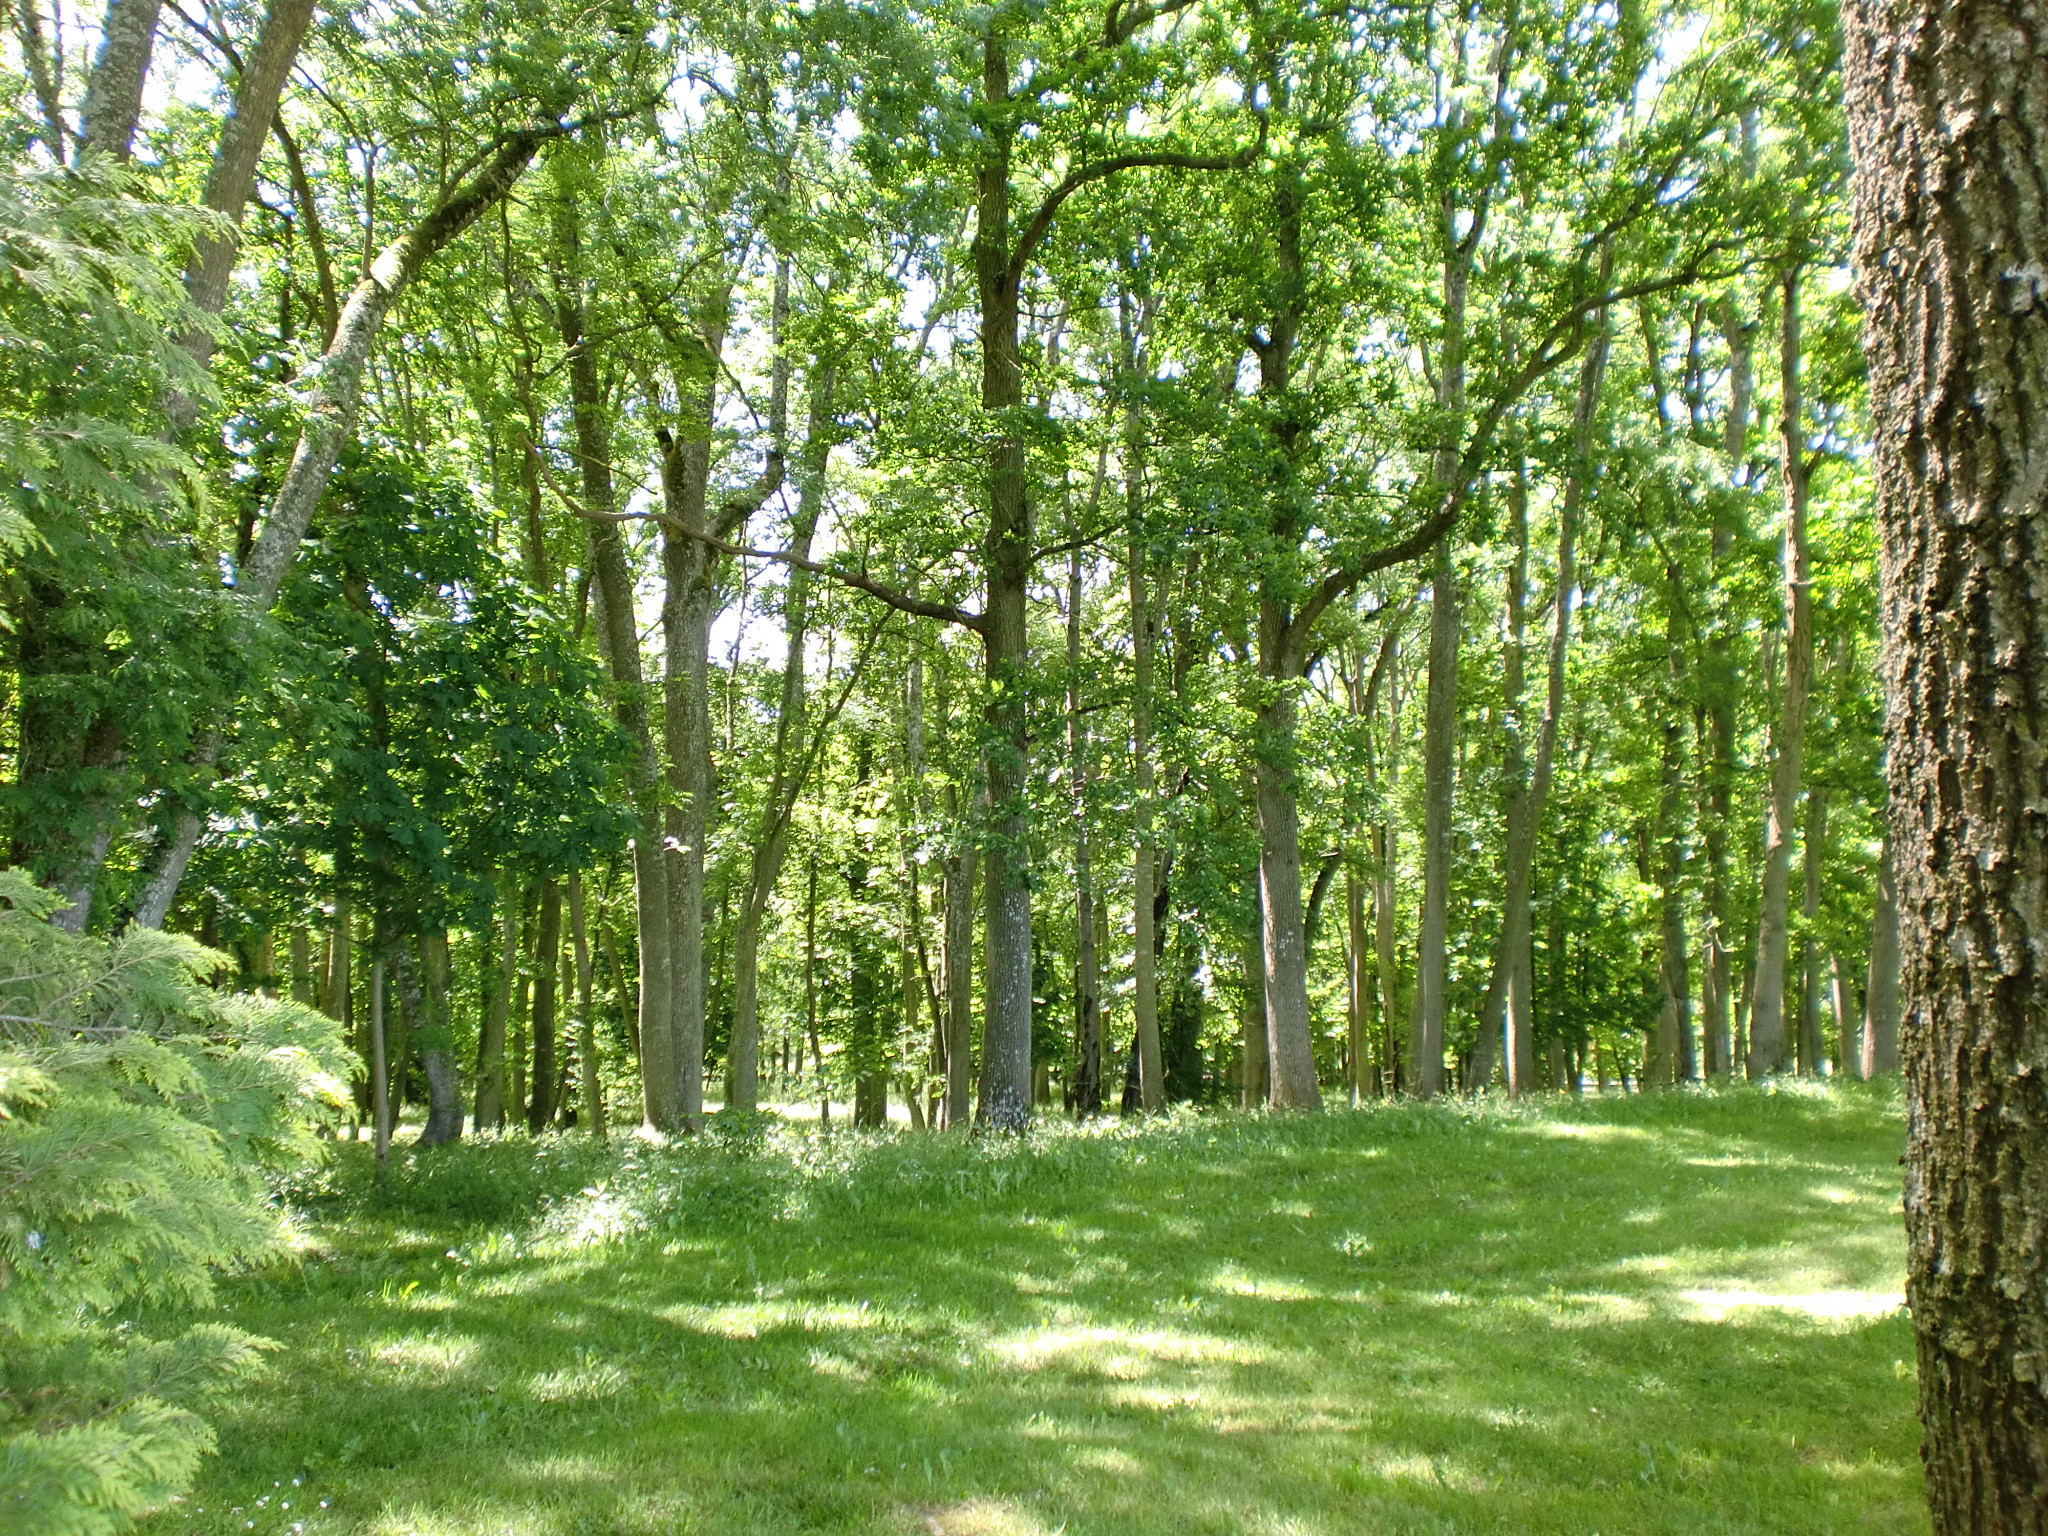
[
  {"left": 531, "top": 446, "right": 984, "bottom": 632},
  {"left": 1009, "top": 117, "right": 1266, "bottom": 278}
]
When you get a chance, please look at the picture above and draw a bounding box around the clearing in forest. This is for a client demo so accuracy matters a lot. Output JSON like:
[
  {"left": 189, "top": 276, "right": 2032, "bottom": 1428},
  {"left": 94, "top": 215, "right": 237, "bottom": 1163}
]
[{"left": 185, "top": 1086, "right": 1919, "bottom": 1536}]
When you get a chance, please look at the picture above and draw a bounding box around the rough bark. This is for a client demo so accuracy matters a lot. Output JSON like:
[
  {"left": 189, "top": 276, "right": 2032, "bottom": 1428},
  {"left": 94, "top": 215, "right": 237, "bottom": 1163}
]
[
  {"left": 1842, "top": 1, "right": 2048, "bottom": 1524},
  {"left": 1746, "top": 263, "right": 1814, "bottom": 1078},
  {"left": 178, "top": 0, "right": 317, "bottom": 357},
  {"left": 80, "top": 0, "right": 160, "bottom": 160}
]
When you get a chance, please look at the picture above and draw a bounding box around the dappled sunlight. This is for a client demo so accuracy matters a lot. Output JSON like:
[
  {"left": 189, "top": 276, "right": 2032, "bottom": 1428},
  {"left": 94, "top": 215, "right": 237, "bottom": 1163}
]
[
  {"left": 908, "top": 1498, "right": 1064, "bottom": 1536},
  {"left": 1678, "top": 1288, "right": 1904, "bottom": 1323},
  {"left": 187, "top": 1090, "right": 1924, "bottom": 1536},
  {"left": 988, "top": 1322, "right": 1268, "bottom": 1372}
]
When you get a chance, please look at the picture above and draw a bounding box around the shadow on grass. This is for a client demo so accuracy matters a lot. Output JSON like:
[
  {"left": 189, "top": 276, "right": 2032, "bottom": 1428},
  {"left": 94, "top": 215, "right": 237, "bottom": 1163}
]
[{"left": 181, "top": 1084, "right": 1920, "bottom": 1536}]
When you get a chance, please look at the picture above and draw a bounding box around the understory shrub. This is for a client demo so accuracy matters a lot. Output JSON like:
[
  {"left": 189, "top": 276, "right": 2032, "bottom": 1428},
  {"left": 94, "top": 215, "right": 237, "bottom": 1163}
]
[{"left": 0, "top": 873, "right": 353, "bottom": 1536}]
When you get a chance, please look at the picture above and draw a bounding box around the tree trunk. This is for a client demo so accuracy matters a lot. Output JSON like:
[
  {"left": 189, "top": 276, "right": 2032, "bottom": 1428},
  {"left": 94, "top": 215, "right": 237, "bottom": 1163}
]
[
  {"left": 1797, "top": 789, "right": 1828, "bottom": 1076},
  {"left": 1376, "top": 675, "right": 1404, "bottom": 1095},
  {"left": 473, "top": 885, "right": 516, "bottom": 1131},
  {"left": 1863, "top": 829, "right": 1900, "bottom": 1077},
  {"left": 567, "top": 875, "right": 603, "bottom": 1141},
  {"left": 1471, "top": 460, "right": 1529, "bottom": 1091},
  {"left": 80, "top": 0, "right": 160, "bottom": 159},
  {"left": 1842, "top": 3, "right": 2048, "bottom": 1523},
  {"left": 941, "top": 843, "right": 976, "bottom": 1128},
  {"left": 1347, "top": 868, "right": 1370, "bottom": 1104},
  {"left": 1240, "top": 902, "right": 1268, "bottom": 1109},
  {"left": 549, "top": 175, "right": 678, "bottom": 1131},
  {"left": 134, "top": 128, "right": 562, "bottom": 929},
  {"left": 1746, "top": 262, "right": 1814, "bottom": 1078},
  {"left": 729, "top": 355, "right": 836, "bottom": 1112},
  {"left": 526, "top": 879, "right": 562, "bottom": 1133},
  {"left": 971, "top": 33, "right": 1034, "bottom": 1132},
  {"left": 1699, "top": 297, "right": 1752, "bottom": 1081},
  {"left": 176, "top": 0, "right": 318, "bottom": 369},
  {"left": 1068, "top": 542, "right": 1102, "bottom": 1116},
  {"left": 1122, "top": 294, "right": 1165, "bottom": 1113},
  {"left": 1411, "top": 534, "right": 1459, "bottom": 1099}
]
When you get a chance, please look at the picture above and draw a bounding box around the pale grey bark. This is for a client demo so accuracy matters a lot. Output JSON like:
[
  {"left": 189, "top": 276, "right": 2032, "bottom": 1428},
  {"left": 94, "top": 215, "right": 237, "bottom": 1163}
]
[
  {"left": 133, "top": 130, "right": 559, "bottom": 930},
  {"left": 172, "top": 0, "right": 318, "bottom": 396},
  {"left": 80, "top": 0, "right": 160, "bottom": 159}
]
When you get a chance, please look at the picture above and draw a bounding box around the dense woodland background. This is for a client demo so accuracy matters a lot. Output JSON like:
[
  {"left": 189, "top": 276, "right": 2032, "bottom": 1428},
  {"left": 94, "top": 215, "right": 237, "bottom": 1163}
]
[{"left": 1, "top": 0, "right": 1889, "bottom": 1138}]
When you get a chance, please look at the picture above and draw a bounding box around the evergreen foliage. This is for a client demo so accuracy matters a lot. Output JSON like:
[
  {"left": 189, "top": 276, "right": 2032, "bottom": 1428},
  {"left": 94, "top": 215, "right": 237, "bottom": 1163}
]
[{"left": 0, "top": 873, "right": 353, "bottom": 1535}]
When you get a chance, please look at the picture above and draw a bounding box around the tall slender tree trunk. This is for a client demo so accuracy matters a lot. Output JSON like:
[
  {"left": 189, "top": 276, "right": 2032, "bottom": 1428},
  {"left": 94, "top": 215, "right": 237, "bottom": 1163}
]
[
  {"left": 1411, "top": 535, "right": 1459, "bottom": 1100},
  {"left": 527, "top": 879, "right": 562, "bottom": 1132},
  {"left": 941, "top": 840, "right": 976, "bottom": 1128},
  {"left": 1747, "top": 262, "right": 1814, "bottom": 1078},
  {"left": 1843, "top": 3, "right": 2048, "bottom": 1522},
  {"left": 1797, "top": 790, "right": 1828, "bottom": 1076},
  {"left": 1121, "top": 294, "right": 1165, "bottom": 1112},
  {"left": 1863, "top": 830, "right": 1900, "bottom": 1077},
  {"left": 729, "top": 355, "right": 835, "bottom": 1112},
  {"left": 1376, "top": 670, "right": 1404, "bottom": 1095},
  {"left": 1240, "top": 899, "right": 1268, "bottom": 1109},
  {"left": 1471, "top": 460, "right": 1529, "bottom": 1091},
  {"left": 134, "top": 129, "right": 562, "bottom": 930},
  {"left": 971, "top": 31, "right": 1035, "bottom": 1130},
  {"left": 1700, "top": 296, "right": 1753, "bottom": 1081},
  {"left": 567, "top": 874, "right": 603, "bottom": 1142},
  {"left": 1347, "top": 868, "right": 1370, "bottom": 1104},
  {"left": 1068, "top": 541, "right": 1102, "bottom": 1116},
  {"left": 549, "top": 176, "right": 677, "bottom": 1131}
]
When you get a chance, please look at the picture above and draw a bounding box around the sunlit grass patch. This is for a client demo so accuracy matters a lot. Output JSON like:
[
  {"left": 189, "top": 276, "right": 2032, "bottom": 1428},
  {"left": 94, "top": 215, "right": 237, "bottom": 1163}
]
[{"left": 183, "top": 1082, "right": 1921, "bottom": 1536}]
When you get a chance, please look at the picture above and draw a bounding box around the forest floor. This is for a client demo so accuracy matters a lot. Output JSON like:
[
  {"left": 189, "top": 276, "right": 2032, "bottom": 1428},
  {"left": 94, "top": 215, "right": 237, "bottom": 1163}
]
[{"left": 175, "top": 1083, "right": 1921, "bottom": 1536}]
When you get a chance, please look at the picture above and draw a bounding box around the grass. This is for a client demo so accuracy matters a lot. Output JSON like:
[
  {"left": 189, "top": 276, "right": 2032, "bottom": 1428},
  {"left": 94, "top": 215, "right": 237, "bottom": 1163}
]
[{"left": 170, "top": 1082, "right": 1922, "bottom": 1536}]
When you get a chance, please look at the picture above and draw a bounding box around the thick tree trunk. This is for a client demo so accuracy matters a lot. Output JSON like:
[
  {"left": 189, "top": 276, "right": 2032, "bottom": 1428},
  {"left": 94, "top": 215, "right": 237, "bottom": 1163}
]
[
  {"left": 473, "top": 886, "right": 517, "bottom": 1131},
  {"left": 1842, "top": 3, "right": 2048, "bottom": 1525},
  {"left": 1253, "top": 681, "right": 1321, "bottom": 1109},
  {"left": 177, "top": 0, "right": 317, "bottom": 345},
  {"left": 1746, "top": 264, "right": 1814, "bottom": 1078},
  {"left": 972, "top": 33, "right": 1033, "bottom": 1131},
  {"left": 80, "top": 0, "right": 160, "bottom": 159}
]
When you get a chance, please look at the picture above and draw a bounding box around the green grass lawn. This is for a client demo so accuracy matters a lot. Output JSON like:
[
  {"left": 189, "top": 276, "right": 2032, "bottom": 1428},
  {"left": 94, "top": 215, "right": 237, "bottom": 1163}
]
[{"left": 172, "top": 1083, "right": 1922, "bottom": 1536}]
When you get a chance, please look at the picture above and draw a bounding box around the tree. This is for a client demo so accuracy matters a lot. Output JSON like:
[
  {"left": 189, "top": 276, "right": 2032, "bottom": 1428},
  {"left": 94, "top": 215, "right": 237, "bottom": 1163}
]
[{"left": 1841, "top": 0, "right": 2048, "bottom": 1525}]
